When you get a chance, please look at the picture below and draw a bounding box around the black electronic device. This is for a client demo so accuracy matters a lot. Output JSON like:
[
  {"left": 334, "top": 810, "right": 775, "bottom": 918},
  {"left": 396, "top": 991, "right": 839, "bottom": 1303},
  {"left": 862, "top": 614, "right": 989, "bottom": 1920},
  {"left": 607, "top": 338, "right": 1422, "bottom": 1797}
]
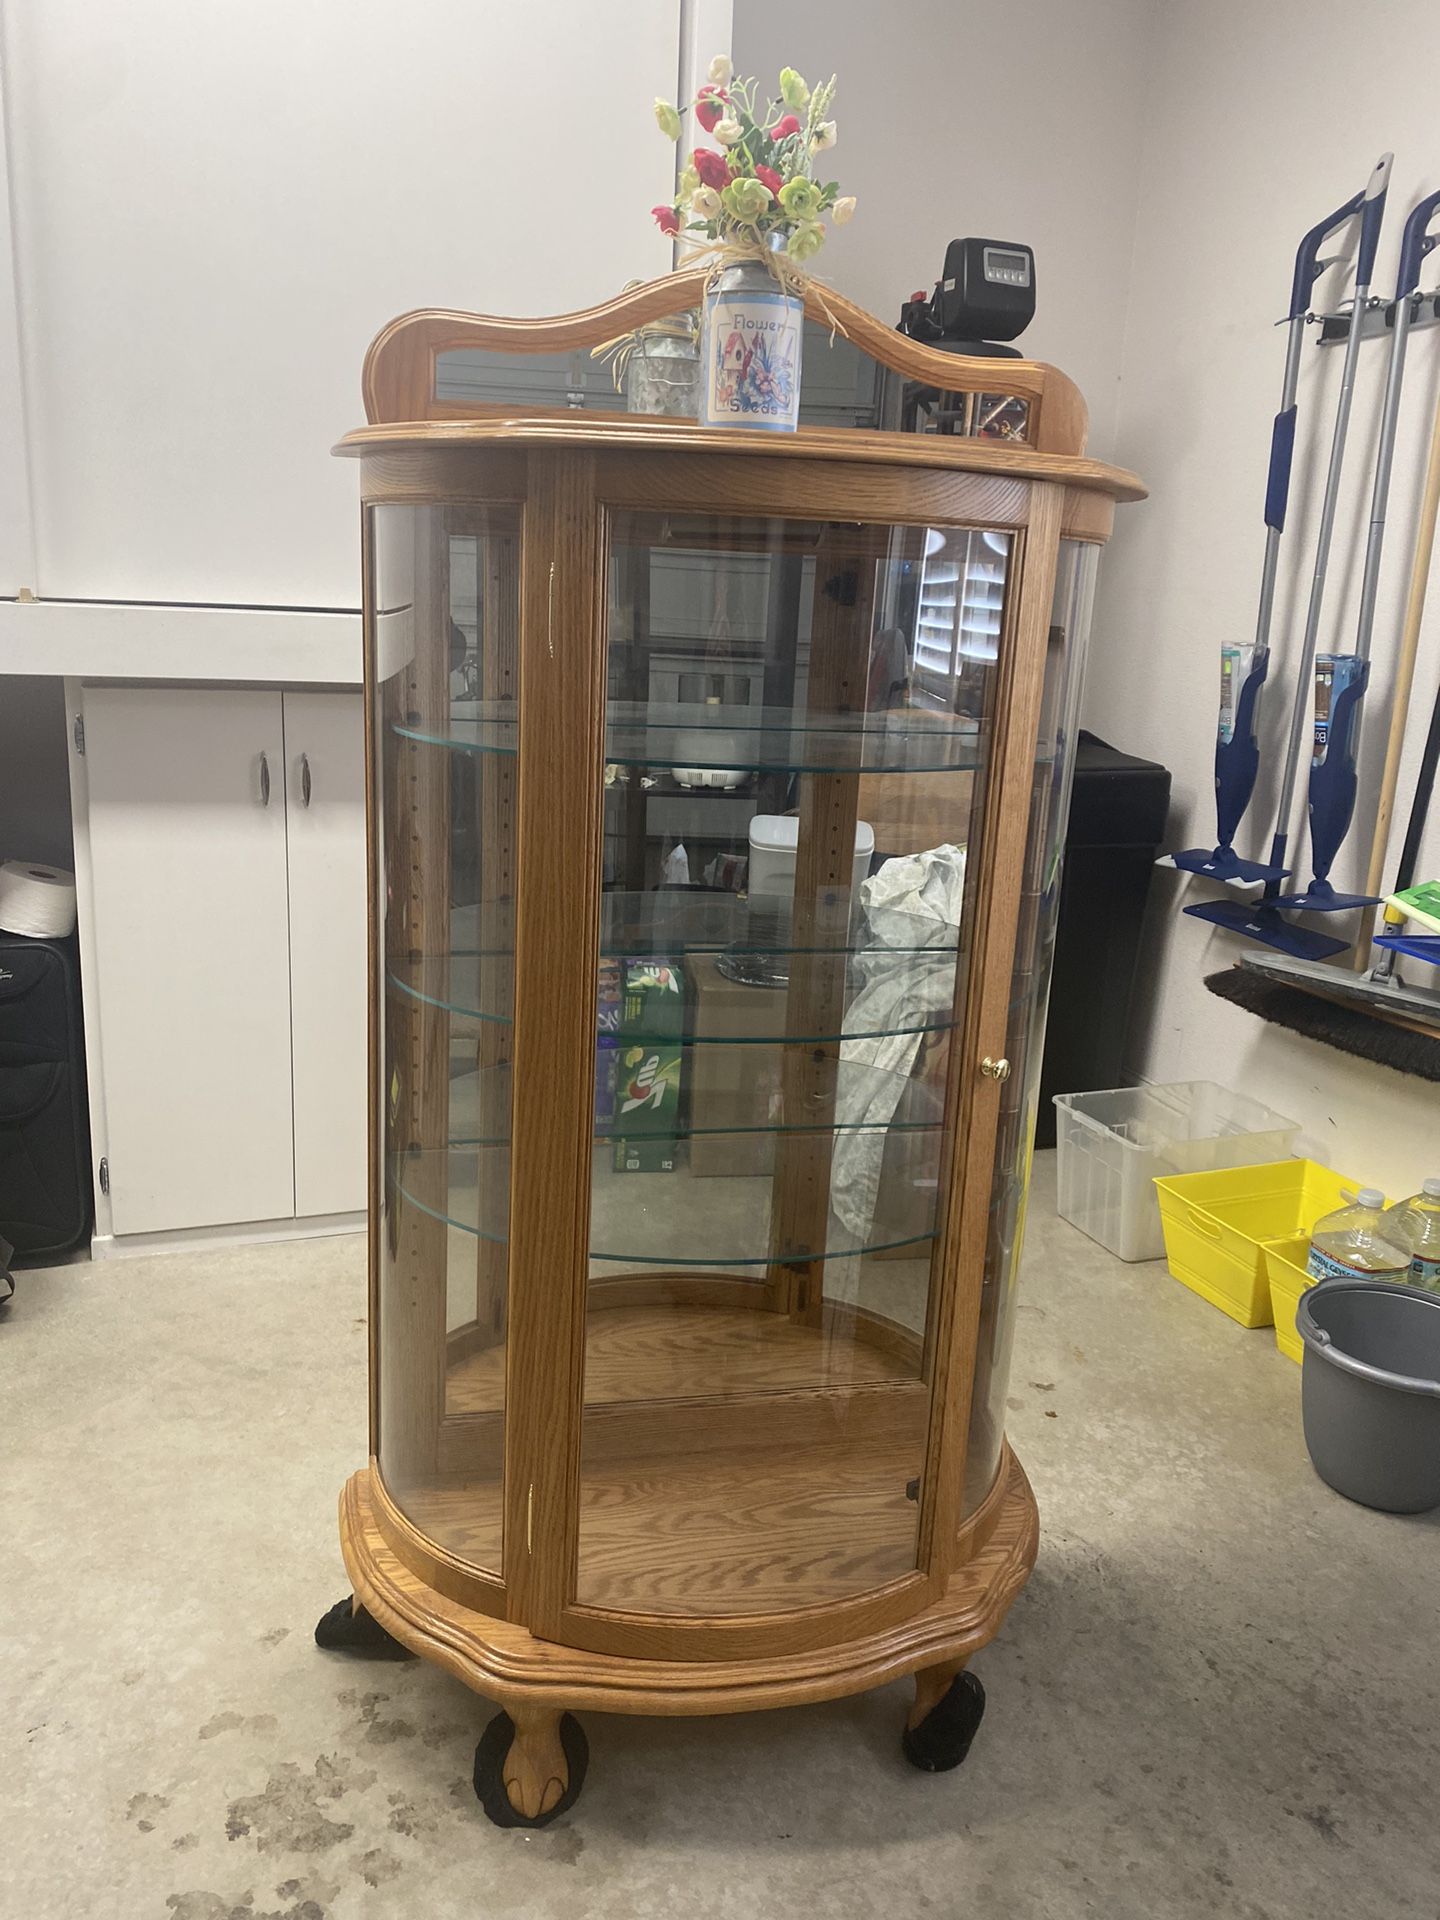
[
  {"left": 898, "top": 238, "right": 1036, "bottom": 357},
  {"left": 937, "top": 238, "right": 1035, "bottom": 341}
]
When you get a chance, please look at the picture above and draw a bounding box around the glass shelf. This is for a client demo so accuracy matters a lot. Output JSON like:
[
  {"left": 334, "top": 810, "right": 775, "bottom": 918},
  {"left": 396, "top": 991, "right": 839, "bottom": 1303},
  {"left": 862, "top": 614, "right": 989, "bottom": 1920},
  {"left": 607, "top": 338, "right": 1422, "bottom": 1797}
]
[
  {"left": 394, "top": 699, "right": 989, "bottom": 776},
  {"left": 389, "top": 944, "right": 961, "bottom": 1044},
  {"left": 391, "top": 1144, "right": 938, "bottom": 1266},
  {"left": 389, "top": 1147, "right": 509, "bottom": 1248},
  {"left": 388, "top": 960, "right": 513, "bottom": 1024},
  {"left": 429, "top": 892, "right": 962, "bottom": 960},
  {"left": 609, "top": 1009, "right": 956, "bottom": 1045},
  {"left": 442, "top": 1062, "right": 947, "bottom": 1147},
  {"left": 393, "top": 712, "right": 518, "bottom": 757}
]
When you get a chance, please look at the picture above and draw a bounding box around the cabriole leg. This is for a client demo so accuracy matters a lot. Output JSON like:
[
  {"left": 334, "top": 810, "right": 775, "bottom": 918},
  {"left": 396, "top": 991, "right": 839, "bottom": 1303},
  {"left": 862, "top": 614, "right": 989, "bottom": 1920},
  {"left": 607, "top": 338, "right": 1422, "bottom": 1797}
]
[{"left": 473, "top": 1704, "right": 590, "bottom": 1828}]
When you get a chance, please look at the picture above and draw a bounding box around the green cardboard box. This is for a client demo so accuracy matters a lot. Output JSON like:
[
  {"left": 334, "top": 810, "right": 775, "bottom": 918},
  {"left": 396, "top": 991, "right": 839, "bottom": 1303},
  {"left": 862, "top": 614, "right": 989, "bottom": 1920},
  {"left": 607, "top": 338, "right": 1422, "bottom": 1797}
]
[{"left": 611, "top": 960, "right": 683, "bottom": 1173}]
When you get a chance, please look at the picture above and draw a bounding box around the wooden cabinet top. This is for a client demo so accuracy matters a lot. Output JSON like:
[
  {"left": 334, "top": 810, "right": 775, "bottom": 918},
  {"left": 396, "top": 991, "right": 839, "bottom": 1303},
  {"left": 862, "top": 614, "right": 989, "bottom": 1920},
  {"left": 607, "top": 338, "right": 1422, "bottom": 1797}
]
[{"left": 336, "top": 275, "right": 1144, "bottom": 505}]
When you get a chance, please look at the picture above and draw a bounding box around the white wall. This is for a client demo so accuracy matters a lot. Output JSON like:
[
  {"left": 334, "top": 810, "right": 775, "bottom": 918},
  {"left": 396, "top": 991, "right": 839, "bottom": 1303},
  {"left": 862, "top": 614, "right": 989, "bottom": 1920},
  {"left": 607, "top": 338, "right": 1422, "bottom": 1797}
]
[
  {"left": 1088, "top": 0, "right": 1440, "bottom": 1195},
  {"left": 0, "top": 61, "right": 33, "bottom": 593},
  {"left": 737, "top": 0, "right": 1438, "bottom": 1193},
  {"left": 732, "top": 0, "right": 1155, "bottom": 459},
  {"left": 0, "top": 0, "right": 682, "bottom": 609},
  {"left": 4, "top": 0, "right": 1433, "bottom": 1190}
]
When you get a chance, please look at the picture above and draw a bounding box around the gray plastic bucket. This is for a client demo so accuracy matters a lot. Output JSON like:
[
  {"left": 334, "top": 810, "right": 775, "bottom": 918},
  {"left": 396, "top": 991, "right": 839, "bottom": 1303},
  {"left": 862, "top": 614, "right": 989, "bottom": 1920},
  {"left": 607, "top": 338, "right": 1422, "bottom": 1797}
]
[{"left": 1297, "top": 1280, "right": 1440, "bottom": 1513}]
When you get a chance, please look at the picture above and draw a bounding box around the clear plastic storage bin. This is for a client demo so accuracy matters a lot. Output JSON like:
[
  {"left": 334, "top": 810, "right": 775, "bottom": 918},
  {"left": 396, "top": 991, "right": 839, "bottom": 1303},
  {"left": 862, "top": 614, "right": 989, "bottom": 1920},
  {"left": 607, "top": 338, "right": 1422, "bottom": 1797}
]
[{"left": 1053, "top": 1082, "right": 1301, "bottom": 1262}]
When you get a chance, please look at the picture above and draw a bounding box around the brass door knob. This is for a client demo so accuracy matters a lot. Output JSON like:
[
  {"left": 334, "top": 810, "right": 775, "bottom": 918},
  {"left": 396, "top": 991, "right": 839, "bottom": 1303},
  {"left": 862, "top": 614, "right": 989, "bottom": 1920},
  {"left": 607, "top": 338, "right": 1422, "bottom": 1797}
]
[{"left": 979, "top": 1055, "right": 1011, "bottom": 1082}]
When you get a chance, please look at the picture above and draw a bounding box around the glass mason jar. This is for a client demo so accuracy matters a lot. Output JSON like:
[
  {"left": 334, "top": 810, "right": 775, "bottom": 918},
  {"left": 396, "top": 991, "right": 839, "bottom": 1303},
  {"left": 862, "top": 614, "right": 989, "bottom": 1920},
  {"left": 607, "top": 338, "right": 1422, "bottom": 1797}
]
[
  {"left": 625, "top": 321, "right": 700, "bottom": 418},
  {"left": 699, "top": 255, "right": 805, "bottom": 432}
]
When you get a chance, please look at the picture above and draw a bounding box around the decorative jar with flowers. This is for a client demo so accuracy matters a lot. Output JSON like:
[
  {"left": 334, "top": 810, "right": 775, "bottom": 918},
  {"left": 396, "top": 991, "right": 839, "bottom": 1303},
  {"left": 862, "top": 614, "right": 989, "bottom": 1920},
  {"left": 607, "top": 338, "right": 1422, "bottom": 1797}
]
[{"left": 652, "top": 58, "right": 854, "bottom": 432}]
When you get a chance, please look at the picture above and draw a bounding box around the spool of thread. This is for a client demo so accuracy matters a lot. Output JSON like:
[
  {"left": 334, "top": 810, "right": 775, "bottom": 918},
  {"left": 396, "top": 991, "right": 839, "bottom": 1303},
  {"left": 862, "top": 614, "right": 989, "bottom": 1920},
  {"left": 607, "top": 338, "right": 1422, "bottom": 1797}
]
[{"left": 0, "top": 859, "right": 78, "bottom": 939}]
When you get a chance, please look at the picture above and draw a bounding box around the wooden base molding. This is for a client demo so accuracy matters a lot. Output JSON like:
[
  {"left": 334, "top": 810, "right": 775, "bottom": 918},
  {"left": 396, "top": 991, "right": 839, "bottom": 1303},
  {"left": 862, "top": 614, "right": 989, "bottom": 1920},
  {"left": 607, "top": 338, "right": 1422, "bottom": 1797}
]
[{"left": 338, "top": 1448, "right": 1037, "bottom": 1719}]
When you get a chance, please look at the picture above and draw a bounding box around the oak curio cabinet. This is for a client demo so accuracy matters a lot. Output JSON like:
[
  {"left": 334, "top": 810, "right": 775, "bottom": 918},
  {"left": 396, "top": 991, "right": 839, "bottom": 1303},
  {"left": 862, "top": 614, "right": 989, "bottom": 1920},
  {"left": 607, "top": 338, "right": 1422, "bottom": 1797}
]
[{"left": 318, "top": 276, "right": 1142, "bottom": 1826}]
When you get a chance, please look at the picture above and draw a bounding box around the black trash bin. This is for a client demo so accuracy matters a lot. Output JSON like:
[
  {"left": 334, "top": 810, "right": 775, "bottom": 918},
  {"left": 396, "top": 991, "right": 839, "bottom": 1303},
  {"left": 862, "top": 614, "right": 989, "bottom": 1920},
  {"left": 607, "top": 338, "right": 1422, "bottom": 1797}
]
[{"left": 1035, "top": 731, "right": 1170, "bottom": 1149}]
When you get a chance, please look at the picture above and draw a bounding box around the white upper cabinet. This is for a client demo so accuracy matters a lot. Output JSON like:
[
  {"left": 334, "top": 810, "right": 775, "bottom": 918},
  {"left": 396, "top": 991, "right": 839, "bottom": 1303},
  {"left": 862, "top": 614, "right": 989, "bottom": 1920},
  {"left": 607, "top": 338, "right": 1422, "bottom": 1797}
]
[{"left": 2, "top": 2, "right": 682, "bottom": 607}]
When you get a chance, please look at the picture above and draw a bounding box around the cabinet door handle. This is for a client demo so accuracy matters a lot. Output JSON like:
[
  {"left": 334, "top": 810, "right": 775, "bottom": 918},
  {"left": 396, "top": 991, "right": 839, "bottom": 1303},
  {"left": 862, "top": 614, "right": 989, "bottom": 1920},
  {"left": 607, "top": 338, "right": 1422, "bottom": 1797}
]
[
  {"left": 259, "top": 752, "right": 271, "bottom": 807},
  {"left": 300, "top": 752, "right": 312, "bottom": 808}
]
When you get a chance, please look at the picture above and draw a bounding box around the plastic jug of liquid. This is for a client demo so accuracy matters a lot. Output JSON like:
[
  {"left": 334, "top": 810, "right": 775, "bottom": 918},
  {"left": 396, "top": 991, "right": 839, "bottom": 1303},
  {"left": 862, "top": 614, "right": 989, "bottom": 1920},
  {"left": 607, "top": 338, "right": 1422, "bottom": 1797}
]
[
  {"left": 1306, "top": 1188, "right": 1410, "bottom": 1283},
  {"left": 1385, "top": 1178, "right": 1440, "bottom": 1291}
]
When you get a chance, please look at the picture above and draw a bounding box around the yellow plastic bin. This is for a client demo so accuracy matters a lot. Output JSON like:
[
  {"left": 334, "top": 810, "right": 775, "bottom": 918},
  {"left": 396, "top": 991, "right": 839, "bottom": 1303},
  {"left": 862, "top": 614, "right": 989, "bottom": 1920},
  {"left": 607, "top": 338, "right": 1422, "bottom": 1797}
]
[
  {"left": 1151, "top": 1160, "right": 1363, "bottom": 1330},
  {"left": 1263, "top": 1234, "right": 1313, "bottom": 1362}
]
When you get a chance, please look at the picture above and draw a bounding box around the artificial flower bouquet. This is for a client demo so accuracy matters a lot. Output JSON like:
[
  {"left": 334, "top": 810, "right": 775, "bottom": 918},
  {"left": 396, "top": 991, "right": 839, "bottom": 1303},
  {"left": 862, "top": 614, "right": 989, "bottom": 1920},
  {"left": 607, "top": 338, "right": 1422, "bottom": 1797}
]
[
  {"left": 649, "top": 57, "right": 854, "bottom": 430},
  {"left": 651, "top": 57, "right": 854, "bottom": 266}
]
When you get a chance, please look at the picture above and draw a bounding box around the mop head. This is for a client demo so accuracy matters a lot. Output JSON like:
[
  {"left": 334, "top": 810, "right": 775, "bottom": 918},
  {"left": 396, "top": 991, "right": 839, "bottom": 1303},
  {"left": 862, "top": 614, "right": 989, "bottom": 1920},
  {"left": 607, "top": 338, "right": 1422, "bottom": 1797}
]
[{"left": 1204, "top": 967, "right": 1440, "bottom": 1082}]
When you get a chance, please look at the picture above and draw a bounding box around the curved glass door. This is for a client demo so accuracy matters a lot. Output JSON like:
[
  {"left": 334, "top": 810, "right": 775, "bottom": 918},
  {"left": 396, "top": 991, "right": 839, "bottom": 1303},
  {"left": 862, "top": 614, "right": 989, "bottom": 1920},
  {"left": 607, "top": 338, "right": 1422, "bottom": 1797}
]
[
  {"left": 964, "top": 537, "right": 1099, "bottom": 1513},
  {"left": 574, "top": 512, "right": 1011, "bottom": 1616},
  {"left": 371, "top": 501, "right": 517, "bottom": 1577}
]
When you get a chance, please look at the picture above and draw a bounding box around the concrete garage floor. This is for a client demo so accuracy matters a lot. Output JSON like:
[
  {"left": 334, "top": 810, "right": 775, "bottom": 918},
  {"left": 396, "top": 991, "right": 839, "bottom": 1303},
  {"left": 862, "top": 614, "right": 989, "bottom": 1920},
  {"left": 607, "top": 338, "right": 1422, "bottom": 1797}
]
[{"left": 6, "top": 1154, "right": 1437, "bottom": 1920}]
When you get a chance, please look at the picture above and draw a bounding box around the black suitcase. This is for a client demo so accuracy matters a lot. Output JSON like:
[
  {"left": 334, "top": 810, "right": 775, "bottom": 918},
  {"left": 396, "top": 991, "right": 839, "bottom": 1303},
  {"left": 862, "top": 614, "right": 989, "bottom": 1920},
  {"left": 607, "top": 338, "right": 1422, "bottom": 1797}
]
[{"left": 0, "top": 935, "right": 91, "bottom": 1284}]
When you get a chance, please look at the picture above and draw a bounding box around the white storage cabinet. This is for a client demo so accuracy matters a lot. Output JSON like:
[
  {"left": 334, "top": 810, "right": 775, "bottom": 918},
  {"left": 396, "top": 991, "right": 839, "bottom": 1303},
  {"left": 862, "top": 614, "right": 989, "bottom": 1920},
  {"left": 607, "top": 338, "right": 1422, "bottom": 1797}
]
[{"left": 76, "top": 684, "right": 366, "bottom": 1241}]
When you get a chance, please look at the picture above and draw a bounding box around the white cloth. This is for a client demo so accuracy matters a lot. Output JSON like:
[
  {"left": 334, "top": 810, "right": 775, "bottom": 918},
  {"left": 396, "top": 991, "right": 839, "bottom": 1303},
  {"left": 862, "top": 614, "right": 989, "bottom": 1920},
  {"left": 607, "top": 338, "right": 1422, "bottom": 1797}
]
[{"left": 829, "top": 844, "right": 967, "bottom": 1241}]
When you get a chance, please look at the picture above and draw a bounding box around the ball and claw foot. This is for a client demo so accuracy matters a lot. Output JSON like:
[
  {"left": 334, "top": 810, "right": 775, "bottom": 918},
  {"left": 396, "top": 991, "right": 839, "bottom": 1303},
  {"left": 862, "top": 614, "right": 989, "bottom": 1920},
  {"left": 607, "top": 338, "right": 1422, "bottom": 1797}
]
[
  {"left": 474, "top": 1707, "right": 589, "bottom": 1828},
  {"left": 902, "top": 1664, "right": 987, "bottom": 1772},
  {"left": 313, "top": 1594, "right": 415, "bottom": 1661}
]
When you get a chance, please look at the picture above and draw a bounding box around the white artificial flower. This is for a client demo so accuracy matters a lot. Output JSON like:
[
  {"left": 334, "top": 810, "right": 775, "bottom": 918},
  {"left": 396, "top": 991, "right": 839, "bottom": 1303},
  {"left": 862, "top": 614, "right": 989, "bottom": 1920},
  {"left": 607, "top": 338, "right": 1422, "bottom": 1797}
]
[
  {"left": 690, "top": 184, "right": 723, "bottom": 219},
  {"left": 708, "top": 53, "right": 733, "bottom": 85},
  {"left": 812, "top": 121, "right": 837, "bottom": 151},
  {"left": 832, "top": 194, "right": 856, "bottom": 224},
  {"left": 713, "top": 116, "right": 743, "bottom": 147}
]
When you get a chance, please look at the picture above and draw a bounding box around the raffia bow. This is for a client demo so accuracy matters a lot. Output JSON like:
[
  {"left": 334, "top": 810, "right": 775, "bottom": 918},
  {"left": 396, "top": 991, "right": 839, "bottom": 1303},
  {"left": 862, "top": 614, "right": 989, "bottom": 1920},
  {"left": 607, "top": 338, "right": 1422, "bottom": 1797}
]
[
  {"left": 679, "top": 232, "right": 842, "bottom": 336},
  {"left": 591, "top": 239, "right": 841, "bottom": 391}
]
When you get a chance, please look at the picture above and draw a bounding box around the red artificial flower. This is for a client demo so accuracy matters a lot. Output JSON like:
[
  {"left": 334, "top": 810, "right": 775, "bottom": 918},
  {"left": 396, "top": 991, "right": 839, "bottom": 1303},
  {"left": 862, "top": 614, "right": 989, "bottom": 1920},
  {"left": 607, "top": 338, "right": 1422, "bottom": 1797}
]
[
  {"left": 692, "top": 147, "right": 731, "bottom": 190},
  {"left": 652, "top": 204, "right": 681, "bottom": 236},
  {"left": 755, "top": 164, "right": 783, "bottom": 197},
  {"left": 695, "top": 83, "right": 729, "bottom": 133},
  {"left": 772, "top": 113, "right": 801, "bottom": 138}
]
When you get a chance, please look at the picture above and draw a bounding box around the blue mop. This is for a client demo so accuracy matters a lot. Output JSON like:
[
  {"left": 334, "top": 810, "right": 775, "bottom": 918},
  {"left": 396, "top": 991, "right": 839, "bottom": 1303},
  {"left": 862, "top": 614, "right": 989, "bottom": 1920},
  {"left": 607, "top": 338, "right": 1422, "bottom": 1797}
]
[
  {"left": 1170, "top": 160, "right": 1392, "bottom": 886},
  {"left": 1187, "top": 153, "right": 1392, "bottom": 961},
  {"left": 1277, "top": 185, "right": 1440, "bottom": 915}
]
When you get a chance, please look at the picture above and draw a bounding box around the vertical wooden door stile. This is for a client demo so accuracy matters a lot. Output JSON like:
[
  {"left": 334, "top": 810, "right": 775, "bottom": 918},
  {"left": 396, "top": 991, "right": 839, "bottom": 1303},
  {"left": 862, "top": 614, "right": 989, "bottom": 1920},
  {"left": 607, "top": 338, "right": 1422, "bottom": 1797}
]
[
  {"left": 503, "top": 453, "right": 605, "bottom": 1633},
  {"left": 766, "top": 530, "right": 878, "bottom": 1320},
  {"left": 611, "top": 535, "right": 652, "bottom": 895},
  {"left": 472, "top": 511, "right": 520, "bottom": 1357}
]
